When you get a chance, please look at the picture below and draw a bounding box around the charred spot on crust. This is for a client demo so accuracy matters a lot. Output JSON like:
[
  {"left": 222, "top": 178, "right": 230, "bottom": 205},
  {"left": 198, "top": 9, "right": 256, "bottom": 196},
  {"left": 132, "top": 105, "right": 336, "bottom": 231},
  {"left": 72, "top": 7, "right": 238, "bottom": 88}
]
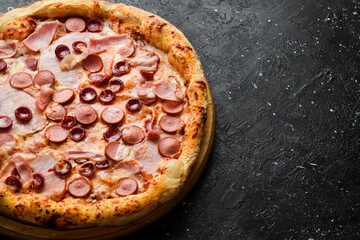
[
  {"left": 196, "top": 80, "right": 207, "bottom": 90},
  {"left": 131, "top": 25, "right": 144, "bottom": 41},
  {"left": 149, "top": 19, "right": 167, "bottom": 33},
  {"left": 41, "top": 213, "right": 61, "bottom": 227},
  {"left": 174, "top": 42, "right": 193, "bottom": 52}
]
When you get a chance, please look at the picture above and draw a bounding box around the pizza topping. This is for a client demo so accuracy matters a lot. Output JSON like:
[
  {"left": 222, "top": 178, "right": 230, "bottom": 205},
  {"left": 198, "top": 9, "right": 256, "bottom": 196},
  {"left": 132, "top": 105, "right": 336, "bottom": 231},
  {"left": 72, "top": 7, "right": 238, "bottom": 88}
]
[
  {"left": 24, "top": 58, "right": 38, "bottom": 71},
  {"left": 159, "top": 115, "right": 181, "bottom": 133},
  {"left": 154, "top": 80, "right": 181, "bottom": 101},
  {"left": 5, "top": 176, "right": 21, "bottom": 189},
  {"left": 65, "top": 151, "right": 97, "bottom": 160},
  {"left": 0, "top": 116, "right": 12, "bottom": 129},
  {"left": 99, "top": 89, "right": 115, "bottom": 104},
  {"left": 108, "top": 78, "right": 124, "bottom": 93},
  {"left": 60, "top": 45, "right": 89, "bottom": 71},
  {"left": 70, "top": 127, "right": 86, "bottom": 142},
  {"left": 140, "top": 70, "right": 155, "bottom": 80},
  {"left": 11, "top": 168, "right": 19, "bottom": 178},
  {"left": 45, "top": 124, "right": 68, "bottom": 143},
  {"left": 141, "top": 95, "right": 158, "bottom": 106},
  {"left": 126, "top": 98, "right": 142, "bottom": 112},
  {"left": 82, "top": 54, "right": 103, "bottom": 72},
  {"left": 53, "top": 89, "right": 75, "bottom": 105},
  {"left": 0, "top": 133, "right": 14, "bottom": 147},
  {"left": 122, "top": 125, "right": 145, "bottom": 145},
  {"left": 117, "top": 44, "right": 135, "bottom": 59},
  {"left": 115, "top": 177, "right": 138, "bottom": 197},
  {"left": 79, "top": 87, "right": 97, "bottom": 103},
  {"left": 162, "top": 101, "right": 184, "bottom": 115},
  {"left": 101, "top": 106, "right": 124, "bottom": 125},
  {"left": 72, "top": 41, "right": 88, "bottom": 53},
  {"left": 23, "top": 21, "right": 58, "bottom": 52},
  {"left": 74, "top": 105, "right": 98, "bottom": 125},
  {"left": 0, "top": 59, "right": 7, "bottom": 72},
  {"left": 105, "top": 141, "right": 122, "bottom": 161},
  {"left": 131, "top": 52, "right": 160, "bottom": 72},
  {"left": 31, "top": 173, "right": 45, "bottom": 190},
  {"left": 54, "top": 159, "right": 72, "bottom": 177},
  {"left": 34, "top": 70, "right": 55, "bottom": 88},
  {"left": 35, "top": 86, "right": 54, "bottom": 111},
  {"left": 79, "top": 162, "right": 96, "bottom": 178},
  {"left": 15, "top": 107, "right": 32, "bottom": 122},
  {"left": 89, "top": 74, "right": 108, "bottom": 86},
  {"left": 11, "top": 155, "right": 32, "bottom": 180},
  {"left": 88, "top": 35, "right": 132, "bottom": 53},
  {"left": 65, "top": 17, "right": 86, "bottom": 32},
  {"left": 74, "top": 159, "right": 88, "bottom": 164},
  {"left": 0, "top": 41, "right": 17, "bottom": 59},
  {"left": 86, "top": 18, "right": 102, "bottom": 32},
  {"left": 103, "top": 126, "right": 121, "bottom": 142},
  {"left": 95, "top": 159, "right": 110, "bottom": 169},
  {"left": 113, "top": 61, "right": 130, "bottom": 76},
  {"left": 55, "top": 44, "right": 71, "bottom": 60},
  {"left": 158, "top": 137, "right": 181, "bottom": 157},
  {"left": 10, "top": 72, "right": 33, "bottom": 89},
  {"left": 61, "top": 116, "right": 77, "bottom": 129},
  {"left": 68, "top": 176, "right": 91, "bottom": 198},
  {"left": 46, "top": 105, "right": 66, "bottom": 121}
]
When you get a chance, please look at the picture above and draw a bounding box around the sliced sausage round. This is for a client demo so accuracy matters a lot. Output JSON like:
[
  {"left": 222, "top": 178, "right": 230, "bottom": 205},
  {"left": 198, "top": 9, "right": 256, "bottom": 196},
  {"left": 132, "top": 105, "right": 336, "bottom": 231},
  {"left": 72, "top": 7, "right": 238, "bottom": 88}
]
[
  {"left": 101, "top": 106, "right": 124, "bottom": 125},
  {"left": 0, "top": 59, "right": 7, "bottom": 72},
  {"left": 0, "top": 116, "right": 12, "bottom": 129},
  {"left": 15, "top": 107, "right": 32, "bottom": 122},
  {"left": 34, "top": 70, "right": 55, "bottom": 87},
  {"left": 45, "top": 124, "right": 68, "bottom": 143},
  {"left": 104, "top": 141, "right": 121, "bottom": 161},
  {"left": 115, "top": 177, "right": 138, "bottom": 197},
  {"left": 24, "top": 58, "right": 37, "bottom": 71},
  {"left": 89, "top": 74, "right": 108, "bottom": 86},
  {"left": 5, "top": 176, "right": 21, "bottom": 189},
  {"left": 103, "top": 127, "right": 121, "bottom": 142},
  {"left": 121, "top": 125, "right": 145, "bottom": 145},
  {"left": 31, "top": 173, "right": 45, "bottom": 190},
  {"left": 162, "top": 101, "right": 184, "bottom": 115},
  {"left": 72, "top": 41, "right": 88, "bottom": 53},
  {"left": 68, "top": 177, "right": 91, "bottom": 198},
  {"left": 158, "top": 137, "right": 181, "bottom": 157},
  {"left": 99, "top": 89, "right": 115, "bottom": 104},
  {"left": 10, "top": 72, "right": 33, "bottom": 89},
  {"left": 82, "top": 54, "right": 103, "bottom": 73},
  {"left": 0, "top": 133, "right": 14, "bottom": 147},
  {"left": 65, "top": 17, "right": 86, "bottom": 32},
  {"left": 79, "top": 162, "right": 96, "bottom": 178},
  {"left": 45, "top": 105, "right": 66, "bottom": 121},
  {"left": 61, "top": 116, "right": 77, "bottom": 129},
  {"left": 55, "top": 44, "right": 71, "bottom": 60},
  {"left": 53, "top": 89, "right": 75, "bottom": 105},
  {"left": 70, "top": 127, "right": 86, "bottom": 142},
  {"left": 86, "top": 18, "right": 102, "bottom": 32},
  {"left": 79, "top": 87, "right": 97, "bottom": 103},
  {"left": 108, "top": 78, "right": 124, "bottom": 93},
  {"left": 74, "top": 105, "right": 98, "bottom": 125},
  {"left": 159, "top": 115, "right": 181, "bottom": 133}
]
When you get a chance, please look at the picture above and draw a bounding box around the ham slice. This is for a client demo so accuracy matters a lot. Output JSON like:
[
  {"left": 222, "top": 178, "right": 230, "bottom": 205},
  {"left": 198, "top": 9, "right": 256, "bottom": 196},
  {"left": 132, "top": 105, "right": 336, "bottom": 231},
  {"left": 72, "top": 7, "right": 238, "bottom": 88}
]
[
  {"left": 154, "top": 80, "right": 181, "bottom": 101},
  {"left": 35, "top": 86, "right": 54, "bottom": 110},
  {"left": 130, "top": 50, "right": 159, "bottom": 72},
  {"left": 89, "top": 34, "right": 132, "bottom": 53},
  {"left": 0, "top": 85, "right": 46, "bottom": 135},
  {"left": 0, "top": 41, "right": 17, "bottom": 59},
  {"left": 11, "top": 155, "right": 33, "bottom": 188},
  {"left": 23, "top": 21, "right": 59, "bottom": 52},
  {"left": 29, "top": 155, "right": 66, "bottom": 201}
]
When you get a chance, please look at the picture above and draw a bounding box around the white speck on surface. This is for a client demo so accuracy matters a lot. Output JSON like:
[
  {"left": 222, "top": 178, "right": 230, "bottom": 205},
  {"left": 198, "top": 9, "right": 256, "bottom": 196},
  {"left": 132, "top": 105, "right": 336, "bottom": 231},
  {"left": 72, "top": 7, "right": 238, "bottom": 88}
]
[
  {"left": 330, "top": 109, "right": 335, "bottom": 112},
  {"left": 267, "top": 101, "right": 272, "bottom": 106},
  {"left": 252, "top": 83, "right": 258, "bottom": 89},
  {"left": 7, "top": 7, "right": 13, "bottom": 11}
]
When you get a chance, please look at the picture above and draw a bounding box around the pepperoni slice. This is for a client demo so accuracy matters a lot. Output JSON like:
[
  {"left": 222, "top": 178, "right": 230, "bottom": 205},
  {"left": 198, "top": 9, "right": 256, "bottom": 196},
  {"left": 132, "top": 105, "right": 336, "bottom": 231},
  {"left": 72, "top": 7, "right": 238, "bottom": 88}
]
[
  {"left": 104, "top": 141, "right": 121, "bottom": 161},
  {"left": 79, "top": 87, "right": 97, "bottom": 103},
  {"left": 34, "top": 70, "right": 55, "bottom": 87},
  {"left": 141, "top": 96, "right": 158, "bottom": 106},
  {"left": 86, "top": 18, "right": 102, "bottom": 32},
  {"left": 89, "top": 74, "right": 108, "bottom": 87},
  {"left": 5, "top": 176, "right": 21, "bottom": 189},
  {"left": 162, "top": 101, "right": 184, "bottom": 115},
  {"left": 72, "top": 41, "right": 88, "bottom": 53},
  {"left": 126, "top": 98, "right": 142, "bottom": 112},
  {"left": 158, "top": 137, "right": 181, "bottom": 157},
  {"left": 82, "top": 54, "right": 103, "bottom": 73},
  {"left": 65, "top": 17, "right": 86, "bottom": 32},
  {"left": 79, "top": 162, "right": 96, "bottom": 178},
  {"left": 101, "top": 106, "right": 124, "bottom": 125},
  {"left": 0, "top": 116, "right": 12, "bottom": 129},
  {"left": 108, "top": 78, "right": 124, "bottom": 93},
  {"left": 53, "top": 89, "right": 75, "bottom": 105},
  {"left": 99, "top": 89, "right": 115, "bottom": 105},
  {"left": 55, "top": 45, "right": 71, "bottom": 60},
  {"left": 0, "top": 133, "right": 14, "bottom": 147},
  {"left": 15, "top": 107, "right": 32, "bottom": 122},
  {"left": 0, "top": 59, "right": 7, "bottom": 72},
  {"left": 74, "top": 158, "right": 88, "bottom": 165},
  {"left": 61, "top": 116, "right": 77, "bottom": 129},
  {"left": 103, "top": 126, "right": 121, "bottom": 142},
  {"left": 70, "top": 127, "right": 86, "bottom": 142},
  {"left": 95, "top": 159, "right": 110, "bottom": 169},
  {"left": 140, "top": 70, "right": 155, "bottom": 80},
  {"left": 74, "top": 105, "right": 98, "bottom": 125},
  {"left": 45, "top": 124, "right": 68, "bottom": 143},
  {"left": 115, "top": 177, "right": 138, "bottom": 197},
  {"left": 24, "top": 58, "right": 37, "bottom": 71},
  {"left": 118, "top": 45, "right": 135, "bottom": 58},
  {"left": 54, "top": 159, "right": 72, "bottom": 176},
  {"left": 31, "top": 173, "right": 45, "bottom": 190},
  {"left": 113, "top": 61, "right": 130, "bottom": 76},
  {"left": 68, "top": 177, "right": 91, "bottom": 198},
  {"left": 159, "top": 115, "right": 181, "bottom": 133},
  {"left": 45, "top": 105, "right": 66, "bottom": 121},
  {"left": 10, "top": 72, "right": 33, "bottom": 89},
  {"left": 121, "top": 125, "right": 145, "bottom": 145}
]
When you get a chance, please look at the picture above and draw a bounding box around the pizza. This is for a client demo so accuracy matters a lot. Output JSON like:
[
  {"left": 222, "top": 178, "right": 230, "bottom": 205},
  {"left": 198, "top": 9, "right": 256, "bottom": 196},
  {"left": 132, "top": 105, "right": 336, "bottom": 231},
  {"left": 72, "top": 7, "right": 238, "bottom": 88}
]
[{"left": 0, "top": 0, "right": 207, "bottom": 229}]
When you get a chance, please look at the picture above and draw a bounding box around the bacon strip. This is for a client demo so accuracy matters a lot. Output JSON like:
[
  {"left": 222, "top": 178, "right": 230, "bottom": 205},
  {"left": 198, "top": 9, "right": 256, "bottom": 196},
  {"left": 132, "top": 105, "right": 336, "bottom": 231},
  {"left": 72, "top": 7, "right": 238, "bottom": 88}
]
[
  {"left": 23, "top": 21, "right": 59, "bottom": 52},
  {"left": 89, "top": 34, "right": 132, "bottom": 53}
]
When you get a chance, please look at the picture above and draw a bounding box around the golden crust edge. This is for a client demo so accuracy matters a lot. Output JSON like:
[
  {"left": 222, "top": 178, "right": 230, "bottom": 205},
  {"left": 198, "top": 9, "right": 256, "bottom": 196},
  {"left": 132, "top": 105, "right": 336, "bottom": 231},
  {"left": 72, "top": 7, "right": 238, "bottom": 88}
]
[{"left": 0, "top": 0, "right": 208, "bottom": 229}]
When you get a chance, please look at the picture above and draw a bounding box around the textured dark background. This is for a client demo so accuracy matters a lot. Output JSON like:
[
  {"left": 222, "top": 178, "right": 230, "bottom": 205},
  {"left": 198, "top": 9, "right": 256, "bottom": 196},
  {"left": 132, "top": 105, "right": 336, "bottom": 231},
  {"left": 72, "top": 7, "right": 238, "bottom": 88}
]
[{"left": 1, "top": 0, "right": 360, "bottom": 239}]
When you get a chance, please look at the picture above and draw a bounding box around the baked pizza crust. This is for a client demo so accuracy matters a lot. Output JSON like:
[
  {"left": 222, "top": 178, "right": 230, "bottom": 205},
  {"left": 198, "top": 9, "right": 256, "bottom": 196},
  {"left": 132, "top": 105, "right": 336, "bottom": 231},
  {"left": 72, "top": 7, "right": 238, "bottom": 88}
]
[{"left": 0, "top": 0, "right": 208, "bottom": 228}]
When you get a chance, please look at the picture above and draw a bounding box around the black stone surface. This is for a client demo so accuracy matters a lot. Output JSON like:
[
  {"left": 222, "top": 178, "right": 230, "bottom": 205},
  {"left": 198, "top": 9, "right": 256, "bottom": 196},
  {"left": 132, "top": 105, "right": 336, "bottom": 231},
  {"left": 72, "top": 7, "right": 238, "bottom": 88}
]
[{"left": 1, "top": 0, "right": 360, "bottom": 239}]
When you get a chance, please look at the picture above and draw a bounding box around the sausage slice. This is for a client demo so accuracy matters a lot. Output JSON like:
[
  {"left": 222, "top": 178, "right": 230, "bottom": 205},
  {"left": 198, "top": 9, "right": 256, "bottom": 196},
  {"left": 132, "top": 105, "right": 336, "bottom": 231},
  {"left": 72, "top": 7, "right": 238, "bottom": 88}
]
[
  {"left": 34, "top": 70, "right": 55, "bottom": 87},
  {"left": 46, "top": 105, "right": 66, "bottom": 121},
  {"left": 159, "top": 115, "right": 181, "bottom": 133},
  {"left": 101, "top": 106, "right": 124, "bottom": 125},
  {"left": 74, "top": 105, "right": 98, "bottom": 125},
  {"left": 158, "top": 137, "right": 181, "bottom": 157},
  {"left": 162, "top": 101, "right": 184, "bottom": 115},
  {"left": 67, "top": 177, "right": 91, "bottom": 198},
  {"left": 65, "top": 17, "right": 86, "bottom": 32},
  {"left": 45, "top": 125, "right": 68, "bottom": 143},
  {"left": 10, "top": 72, "right": 33, "bottom": 89},
  {"left": 115, "top": 177, "right": 138, "bottom": 197},
  {"left": 53, "top": 89, "right": 75, "bottom": 105},
  {"left": 0, "top": 133, "right": 14, "bottom": 147},
  {"left": 121, "top": 125, "right": 145, "bottom": 145}
]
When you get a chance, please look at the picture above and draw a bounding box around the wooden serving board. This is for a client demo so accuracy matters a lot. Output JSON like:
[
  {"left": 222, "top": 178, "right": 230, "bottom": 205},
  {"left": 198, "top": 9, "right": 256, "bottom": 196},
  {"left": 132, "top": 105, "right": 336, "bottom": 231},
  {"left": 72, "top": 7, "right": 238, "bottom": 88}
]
[{"left": 0, "top": 85, "right": 215, "bottom": 240}]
